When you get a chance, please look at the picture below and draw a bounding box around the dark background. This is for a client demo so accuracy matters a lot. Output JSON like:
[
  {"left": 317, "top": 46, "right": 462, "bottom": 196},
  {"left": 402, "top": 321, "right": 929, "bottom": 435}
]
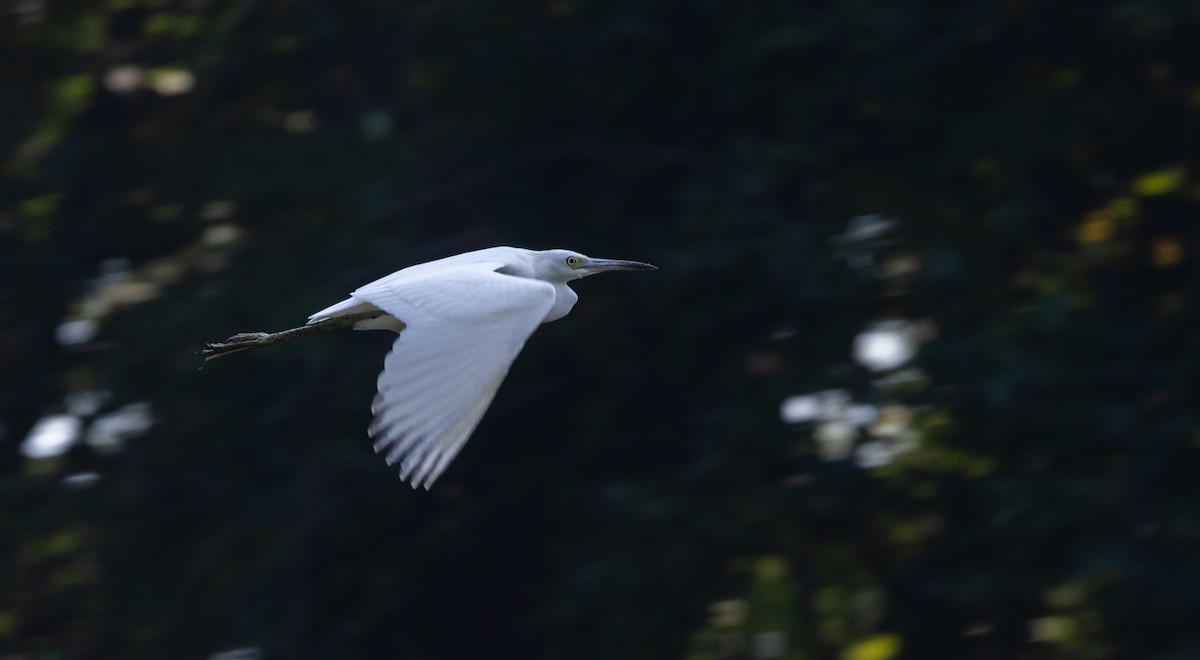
[{"left": 4, "top": 1, "right": 1200, "bottom": 658}]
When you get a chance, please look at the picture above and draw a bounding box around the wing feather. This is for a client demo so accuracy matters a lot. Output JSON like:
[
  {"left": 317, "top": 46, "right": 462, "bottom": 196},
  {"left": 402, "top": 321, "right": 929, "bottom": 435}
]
[{"left": 350, "top": 261, "right": 556, "bottom": 488}]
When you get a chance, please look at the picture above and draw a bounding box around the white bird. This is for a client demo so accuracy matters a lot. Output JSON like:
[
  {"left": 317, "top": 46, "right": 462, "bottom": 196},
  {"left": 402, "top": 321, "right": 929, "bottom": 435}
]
[{"left": 203, "top": 246, "right": 656, "bottom": 489}]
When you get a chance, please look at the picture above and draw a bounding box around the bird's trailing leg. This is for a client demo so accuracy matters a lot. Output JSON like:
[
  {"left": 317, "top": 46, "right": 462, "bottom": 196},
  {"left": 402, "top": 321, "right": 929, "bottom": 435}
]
[{"left": 199, "top": 310, "right": 392, "bottom": 364}]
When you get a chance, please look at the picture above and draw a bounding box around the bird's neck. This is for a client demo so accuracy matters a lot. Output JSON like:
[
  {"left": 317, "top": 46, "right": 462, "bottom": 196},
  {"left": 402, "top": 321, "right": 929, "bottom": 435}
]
[{"left": 543, "top": 283, "right": 578, "bottom": 323}]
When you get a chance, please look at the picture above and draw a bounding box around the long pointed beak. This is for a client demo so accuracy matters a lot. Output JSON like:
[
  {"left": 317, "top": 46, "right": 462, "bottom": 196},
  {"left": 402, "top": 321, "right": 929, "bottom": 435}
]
[{"left": 585, "top": 258, "right": 658, "bottom": 273}]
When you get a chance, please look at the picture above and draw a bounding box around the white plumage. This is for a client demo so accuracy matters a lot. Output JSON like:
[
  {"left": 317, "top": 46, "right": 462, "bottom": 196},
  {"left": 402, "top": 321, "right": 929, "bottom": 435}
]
[{"left": 306, "top": 246, "right": 656, "bottom": 489}]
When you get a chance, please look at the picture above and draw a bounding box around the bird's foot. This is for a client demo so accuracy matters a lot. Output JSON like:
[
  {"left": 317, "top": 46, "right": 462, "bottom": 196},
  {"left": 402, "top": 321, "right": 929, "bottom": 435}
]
[
  {"left": 198, "top": 332, "right": 273, "bottom": 363},
  {"left": 223, "top": 332, "right": 271, "bottom": 343}
]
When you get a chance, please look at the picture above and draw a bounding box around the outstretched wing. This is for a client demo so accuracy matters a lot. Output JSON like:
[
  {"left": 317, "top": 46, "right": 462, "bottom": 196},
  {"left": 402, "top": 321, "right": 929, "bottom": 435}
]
[{"left": 351, "top": 261, "right": 556, "bottom": 489}]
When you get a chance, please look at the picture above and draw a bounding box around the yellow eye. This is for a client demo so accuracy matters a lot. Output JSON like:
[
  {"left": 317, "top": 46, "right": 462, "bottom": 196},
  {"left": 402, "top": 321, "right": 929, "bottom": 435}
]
[{"left": 565, "top": 256, "right": 582, "bottom": 268}]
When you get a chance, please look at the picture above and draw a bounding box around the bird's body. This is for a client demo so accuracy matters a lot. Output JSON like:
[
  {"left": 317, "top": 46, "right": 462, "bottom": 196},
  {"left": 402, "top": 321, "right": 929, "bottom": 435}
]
[{"left": 305, "top": 246, "right": 655, "bottom": 489}]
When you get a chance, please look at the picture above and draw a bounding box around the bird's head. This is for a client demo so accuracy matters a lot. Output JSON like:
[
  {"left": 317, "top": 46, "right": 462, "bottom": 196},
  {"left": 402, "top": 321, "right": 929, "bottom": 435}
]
[{"left": 535, "top": 249, "right": 657, "bottom": 282}]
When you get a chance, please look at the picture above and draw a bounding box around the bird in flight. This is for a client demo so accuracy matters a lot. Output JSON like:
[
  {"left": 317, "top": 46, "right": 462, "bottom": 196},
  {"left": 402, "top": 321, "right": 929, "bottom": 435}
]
[{"left": 203, "top": 247, "right": 656, "bottom": 489}]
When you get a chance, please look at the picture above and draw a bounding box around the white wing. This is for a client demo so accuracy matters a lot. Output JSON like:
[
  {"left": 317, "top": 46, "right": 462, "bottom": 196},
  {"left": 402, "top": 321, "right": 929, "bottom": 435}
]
[{"left": 350, "top": 260, "right": 556, "bottom": 489}]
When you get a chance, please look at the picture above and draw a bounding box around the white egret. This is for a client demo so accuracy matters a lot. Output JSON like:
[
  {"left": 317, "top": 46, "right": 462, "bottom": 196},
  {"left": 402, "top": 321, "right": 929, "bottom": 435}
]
[{"left": 203, "top": 246, "right": 656, "bottom": 489}]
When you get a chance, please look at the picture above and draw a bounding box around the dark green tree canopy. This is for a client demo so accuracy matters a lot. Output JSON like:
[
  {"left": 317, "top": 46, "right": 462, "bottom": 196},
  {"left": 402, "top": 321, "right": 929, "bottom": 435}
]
[{"left": 4, "top": 1, "right": 1200, "bottom": 658}]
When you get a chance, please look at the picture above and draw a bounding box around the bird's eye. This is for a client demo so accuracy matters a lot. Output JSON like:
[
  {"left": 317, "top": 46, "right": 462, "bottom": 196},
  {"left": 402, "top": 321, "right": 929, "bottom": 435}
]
[{"left": 565, "top": 256, "right": 582, "bottom": 268}]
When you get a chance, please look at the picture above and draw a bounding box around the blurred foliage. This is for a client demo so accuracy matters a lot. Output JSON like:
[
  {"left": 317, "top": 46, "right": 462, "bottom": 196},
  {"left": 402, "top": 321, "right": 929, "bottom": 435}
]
[{"left": 4, "top": 0, "right": 1200, "bottom": 658}]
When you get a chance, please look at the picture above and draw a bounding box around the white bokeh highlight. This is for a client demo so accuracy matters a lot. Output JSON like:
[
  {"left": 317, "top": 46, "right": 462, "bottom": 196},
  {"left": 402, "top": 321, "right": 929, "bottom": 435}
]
[
  {"left": 20, "top": 414, "right": 82, "bottom": 459},
  {"left": 853, "top": 320, "right": 916, "bottom": 372},
  {"left": 86, "top": 402, "right": 153, "bottom": 453},
  {"left": 56, "top": 318, "right": 97, "bottom": 346}
]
